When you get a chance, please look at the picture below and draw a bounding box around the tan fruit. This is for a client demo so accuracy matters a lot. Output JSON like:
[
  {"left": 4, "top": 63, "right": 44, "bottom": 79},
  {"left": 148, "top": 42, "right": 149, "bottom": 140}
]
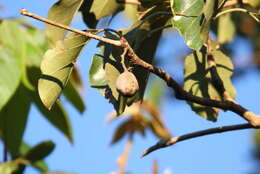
[{"left": 116, "top": 71, "right": 139, "bottom": 97}]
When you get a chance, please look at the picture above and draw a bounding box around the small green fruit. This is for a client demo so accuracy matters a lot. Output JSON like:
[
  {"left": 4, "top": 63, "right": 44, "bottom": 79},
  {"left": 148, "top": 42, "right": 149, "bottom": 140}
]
[{"left": 116, "top": 71, "right": 139, "bottom": 97}]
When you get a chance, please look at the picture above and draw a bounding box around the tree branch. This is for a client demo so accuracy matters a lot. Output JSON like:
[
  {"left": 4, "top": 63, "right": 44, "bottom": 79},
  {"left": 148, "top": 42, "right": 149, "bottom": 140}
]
[
  {"left": 118, "top": 37, "right": 260, "bottom": 127},
  {"left": 116, "top": 0, "right": 141, "bottom": 5},
  {"left": 19, "top": 9, "right": 122, "bottom": 47},
  {"left": 141, "top": 123, "right": 259, "bottom": 157},
  {"left": 20, "top": 9, "right": 260, "bottom": 154}
]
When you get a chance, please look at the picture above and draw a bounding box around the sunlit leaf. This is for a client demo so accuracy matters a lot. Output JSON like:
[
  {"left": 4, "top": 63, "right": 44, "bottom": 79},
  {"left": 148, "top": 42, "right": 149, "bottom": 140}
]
[
  {"left": 171, "top": 0, "right": 215, "bottom": 50},
  {"left": 0, "top": 85, "right": 31, "bottom": 156},
  {"left": 184, "top": 50, "right": 236, "bottom": 121},
  {"left": 0, "top": 162, "right": 19, "bottom": 174},
  {"left": 0, "top": 20, "right": 24, "bottom": 110},
  {"left": 218, "top": 13, "right": 235, "bottom": 43},
  {"left": 46, "top": 0, "right": 84, "bottom": 47},
  {"left": 38, "top": 31, "right": 96, "bottom": 110},
  {"left": 90, "top": 0, "right": 122, "bottom": 20}
]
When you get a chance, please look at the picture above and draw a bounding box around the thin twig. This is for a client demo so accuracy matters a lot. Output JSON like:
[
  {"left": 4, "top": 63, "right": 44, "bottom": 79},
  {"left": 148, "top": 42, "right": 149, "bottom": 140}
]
[
  {"left": 19, "top": 9, "right": 122, "bottom": 47},
  {"left": 117, "top": 0, "right": 141, "bottom": 5},
  {"left": 117, "top": 135, "right": 133, "bottom": 174},
  {"left": 222, "top": 0, "right": 249, "bottom": 8},
  {"left": 141, "top": 123, "right": 259, "bottom": 157},
  {"left": 214, "top": 8, "right": 259, "bottom": 22}
]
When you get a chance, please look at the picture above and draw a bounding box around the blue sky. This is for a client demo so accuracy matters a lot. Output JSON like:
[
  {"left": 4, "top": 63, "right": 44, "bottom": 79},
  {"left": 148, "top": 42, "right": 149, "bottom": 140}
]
[{"left": 1, "top": 1, "right": 260, "bottom": 174}]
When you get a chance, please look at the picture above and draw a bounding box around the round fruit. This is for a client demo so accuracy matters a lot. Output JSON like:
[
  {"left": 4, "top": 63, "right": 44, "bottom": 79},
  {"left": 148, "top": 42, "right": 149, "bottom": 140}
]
[{"left": 116, "top": 71, "right": 139, "bottom": 97}]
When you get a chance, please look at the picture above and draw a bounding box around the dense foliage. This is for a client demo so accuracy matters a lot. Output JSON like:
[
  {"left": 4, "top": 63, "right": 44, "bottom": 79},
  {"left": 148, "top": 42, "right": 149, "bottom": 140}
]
[{"left": 0, "top": 0, "right": 260, "bottom": 173}]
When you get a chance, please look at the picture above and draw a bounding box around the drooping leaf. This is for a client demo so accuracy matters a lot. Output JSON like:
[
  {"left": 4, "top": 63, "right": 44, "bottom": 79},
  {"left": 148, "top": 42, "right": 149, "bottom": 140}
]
[
  {"left": 146, "top": 78, "right": 165, "bottom": 106},
  {"left": 79, "top": 0, "right": 98, "bottom": 28},
  {"left": 171, "top": 0, "right": 216, "bottom": 50},
  {"left": 217, "top": 13, "right": 235, "bottom": 43},
  {"left": 38, "top": 31, "right": 96, "bottom": 110},
  {"left": 23, "top": 141, "right": 55, "bottom": 163},
  {"left": 89, "top": 6, "right": 169, "bottom": 114},
  {"left": 90, "top": 0, "right": 122, "bottom": 20},
  {"left": 46, "top": 0, "right": 84, "bottom": 47},
  {"left": 0, "top": 85, "right": 31, "bottom": 157},
  {"left": 111, "top": 116, "right": 148, "bottom": 145},
  {"left": 123, "top": 4, "right": 138, "bottom": 22},
  {"left": 184, "top": 50, "right": 236, "bottom": 121},
  {"left": 63, "top": 81, "right": 85, "bottom": 113},
  {"left": 0, "top": 162, "right": 19, "bottom": 174},
  {"left": 19, "top": 142, "right": 48, "bottom": 172},
  {"left": 0, "top": 20, "right": 25, "bottom": 110},
  {"left": 89, "top": 54, "right": 107, "bottom": 88},
  {"left": 24, "top": 27, "right": 48, "bottom": 68},
  {"left": 34, "top": 95, "right": 74, "bottom": 143}
]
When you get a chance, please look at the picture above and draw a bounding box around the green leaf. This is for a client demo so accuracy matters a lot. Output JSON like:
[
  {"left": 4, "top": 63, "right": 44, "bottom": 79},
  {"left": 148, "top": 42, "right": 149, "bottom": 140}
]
[
  {"left": 0, "top": 20, "right": 25, "bottom": 110},
  {"left": 217, "top": 13, "right": 235, "bottom": 43},
  {"left": 38, "top": 31, "right": 95, "bottom": 110},
  {"left": 0, "top": 85, "right": 31, "bottom": 156},
  {"left": 146, "top": 78, "right": 165, "bottom": 106},
  {"left": 27, "top": 68, "right": 74, "bottom": 142},
  {"left": 46, "top": 0, "right": 84, "bottom": 47},
  {"left": 89, "top": 6, "right": 169, "bottom": 114},
  {"left": 123, "top": 4, "right": 138, "bottom": 22},
  {"left": 89, "top": 54, "right": 107, "bottom": 88},
  {"left": 63, "top": 81, "right": 86, "bottom": 113},
  {"left": 34, "top": 96, "right": 74, "bottom": 143},
  {"left": 19, "top": 142, "right": 48, "bottom": 172},
  {"left": 184, "top": 50, "right": 236, "bottom": 121},
  {"left": 0, "top": 162, "right": 19, "bottom": 174},
  {"left": 23, "top": 141, "right": 55, "bottom": 163},
  {"left": 79, "top": 0, "right": 98, "bottom": 28},
  {"left": 90, "top": 0, "right": 122, "bottom": 20},
  {"left": 24, "top": 27, "right": 48, "bottom": 68},
  {"left": 171, "top": 0, "right": 216, "bottom": 50}
]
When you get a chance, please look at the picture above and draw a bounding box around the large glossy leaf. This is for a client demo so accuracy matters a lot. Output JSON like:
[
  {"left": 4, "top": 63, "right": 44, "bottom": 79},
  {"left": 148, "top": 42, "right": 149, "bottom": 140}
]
[
  {"left": 171, "top": 0, "right": 216, "bottom": 50},
  {"left": 0, "top": 20, "right": 25, "bottom": 110},
  {"left": 184, "top": 50, "right": 236, "bottom": 121},
  {"left": 46, "top": 0, "right": 84, "bottom": 47},
  {"left": 217, "top": 13, "right": 235, "bottom": 43},
  {"left": 38, "top": 32, "right": 95, "bottom": 110},
  {"left": 90, "top": 0, "right": 122, "bottom": 20},
  {"left": 0, "top": 85, "right": 31, "bottom": 157}
]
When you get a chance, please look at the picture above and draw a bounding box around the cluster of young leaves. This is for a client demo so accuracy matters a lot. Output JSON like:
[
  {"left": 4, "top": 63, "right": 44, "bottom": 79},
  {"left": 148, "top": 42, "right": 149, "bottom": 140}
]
[{"left": 0, "top": 19, "right": 84, "bottom": 173}]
